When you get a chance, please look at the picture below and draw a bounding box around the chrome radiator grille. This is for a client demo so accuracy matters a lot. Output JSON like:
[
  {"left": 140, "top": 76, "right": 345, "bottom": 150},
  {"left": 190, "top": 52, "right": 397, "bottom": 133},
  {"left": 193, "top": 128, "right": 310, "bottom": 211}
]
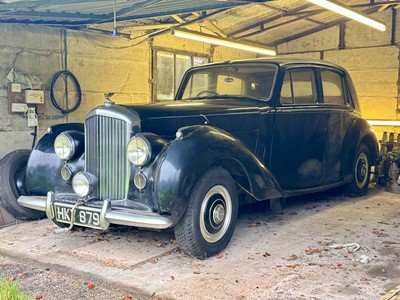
[{"left": 85, "top": 114, "right": 131, "bottom": 200}]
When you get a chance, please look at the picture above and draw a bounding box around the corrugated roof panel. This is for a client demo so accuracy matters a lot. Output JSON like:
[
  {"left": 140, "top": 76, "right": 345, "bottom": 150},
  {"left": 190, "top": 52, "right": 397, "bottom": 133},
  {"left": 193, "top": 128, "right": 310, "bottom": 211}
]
[
  {"left": 211, "top": 4, "right": 275, "bottom": 32},
  {"left": 213, "top": 0, "right": 312, "bottom": 36},
  {"left": 205, "top": 0, "right": 383, "bottom": 46},
  {"left": 0, "top": 0, "right": 387, "bottom": 47},
  {"left": 0, "top": 0, "right": 267, "bottom": 25},
  {"left": 248, "top": 18, "right": 322, "bottom": 45}
]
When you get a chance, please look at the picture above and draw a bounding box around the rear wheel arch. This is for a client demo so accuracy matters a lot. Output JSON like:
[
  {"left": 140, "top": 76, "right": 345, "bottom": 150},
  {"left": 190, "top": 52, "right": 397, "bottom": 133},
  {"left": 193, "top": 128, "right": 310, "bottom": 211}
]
[
  {"left": 360, "top": 135, "right": 379, "bottom": 166},
  {"left": 341, "top": 119, "right": 378, "bottom": 175}
]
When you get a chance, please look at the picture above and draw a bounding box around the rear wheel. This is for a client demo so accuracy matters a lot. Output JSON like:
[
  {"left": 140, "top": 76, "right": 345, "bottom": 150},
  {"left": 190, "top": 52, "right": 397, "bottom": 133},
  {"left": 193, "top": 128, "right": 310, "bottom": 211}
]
[
  {"left": 174, "top": 167, "right": 238, "bottom": 259},
  {"left": 344, "top": 144, "right": 371, "bottom": 196},
  {"left": 0, "top": 149, "right": 45, "bottom": 219}
]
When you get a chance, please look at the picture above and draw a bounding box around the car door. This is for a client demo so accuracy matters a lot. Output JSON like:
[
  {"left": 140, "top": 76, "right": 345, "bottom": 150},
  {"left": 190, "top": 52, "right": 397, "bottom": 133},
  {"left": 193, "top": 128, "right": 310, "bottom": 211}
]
[
  {"left": 269, "top": 66, "right": 326, "bottom": 192},
  {"left": 320, "top": 68, "right": 354, "bottom": 185}
]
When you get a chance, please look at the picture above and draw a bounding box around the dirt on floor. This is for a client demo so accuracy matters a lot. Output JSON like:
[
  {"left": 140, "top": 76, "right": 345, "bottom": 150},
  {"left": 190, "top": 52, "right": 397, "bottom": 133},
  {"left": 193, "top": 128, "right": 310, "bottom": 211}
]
[{"left": 0, "top": 187, "right": 399, "bottom": 300}]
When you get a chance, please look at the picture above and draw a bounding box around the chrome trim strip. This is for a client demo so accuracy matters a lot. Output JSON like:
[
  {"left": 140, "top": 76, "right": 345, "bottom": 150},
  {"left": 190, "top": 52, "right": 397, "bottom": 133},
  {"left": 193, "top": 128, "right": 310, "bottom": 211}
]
[
  {"left": 46, "top": 191, "right": 55, "bottom": 219},
  {"left": 100, "top": 200, "right": 111, "bottom": 230},
  {"left": 17, "top": 195, "right": 46, "bottom": 211},
  {"left": 86, "top": 104, "right": 140, "bottom": 124},
  {"left": 105, "top": 210, "right": 172, "bottom": 229},
  {"left": 17, "top": 195, "right": 172, "bottom": 230}
]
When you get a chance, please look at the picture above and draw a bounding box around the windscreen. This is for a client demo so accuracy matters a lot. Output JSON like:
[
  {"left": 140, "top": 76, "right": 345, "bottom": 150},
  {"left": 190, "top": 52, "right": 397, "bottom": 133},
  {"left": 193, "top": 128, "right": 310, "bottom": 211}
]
[{"left": 178, "top": 63, "right": 278, "bottom": 101}]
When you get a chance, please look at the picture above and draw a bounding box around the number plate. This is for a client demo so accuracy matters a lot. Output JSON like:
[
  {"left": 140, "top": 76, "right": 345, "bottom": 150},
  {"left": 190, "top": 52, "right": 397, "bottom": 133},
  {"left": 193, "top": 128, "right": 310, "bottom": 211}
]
[{"left": 54, "top": 203, "right": 102, "bottom": 229}]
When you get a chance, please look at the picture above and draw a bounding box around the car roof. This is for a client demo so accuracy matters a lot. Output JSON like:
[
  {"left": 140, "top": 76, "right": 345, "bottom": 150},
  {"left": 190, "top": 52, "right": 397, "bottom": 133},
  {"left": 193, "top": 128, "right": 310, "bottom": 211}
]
[{"left": 203, "top": 57, "right": 346, "bottom": 72}]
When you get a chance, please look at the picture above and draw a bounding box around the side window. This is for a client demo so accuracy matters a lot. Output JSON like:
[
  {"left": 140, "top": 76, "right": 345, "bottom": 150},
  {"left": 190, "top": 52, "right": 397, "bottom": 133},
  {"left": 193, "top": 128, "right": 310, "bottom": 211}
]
[
  {"left": 280, "top": 69, "right": 317, "bottom": 105},
  {"left": 280, "top": 72, "right": 293, "bottom": 104},
  {"left": 321, "top": 70, "right": 346, "bottom": 105}
]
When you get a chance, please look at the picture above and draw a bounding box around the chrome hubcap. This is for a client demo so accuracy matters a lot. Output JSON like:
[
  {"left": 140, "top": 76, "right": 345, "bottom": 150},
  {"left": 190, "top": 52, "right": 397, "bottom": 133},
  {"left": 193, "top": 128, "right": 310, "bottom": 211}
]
[
  {"left": 212, "top": 204, "right": 225, "bottom": 225},
  {"left": 200, "top": 185, "right": 232, "bottom": 244},
  {"left": 355, "top": 152, "right": 368, "bottom": 189},
  {"left": 360, "top": 163, "right": 367, "bottom": 178}
]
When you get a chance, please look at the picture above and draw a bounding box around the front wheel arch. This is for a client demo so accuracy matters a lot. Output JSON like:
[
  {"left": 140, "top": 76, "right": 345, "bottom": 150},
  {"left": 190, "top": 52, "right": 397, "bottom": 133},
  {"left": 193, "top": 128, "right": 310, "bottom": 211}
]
[
  {"left": 155, "top": 125, "right": 283, "bottom": 224},
  {"left": 0, "top": 149, "right": 45, "bottom": 219}
]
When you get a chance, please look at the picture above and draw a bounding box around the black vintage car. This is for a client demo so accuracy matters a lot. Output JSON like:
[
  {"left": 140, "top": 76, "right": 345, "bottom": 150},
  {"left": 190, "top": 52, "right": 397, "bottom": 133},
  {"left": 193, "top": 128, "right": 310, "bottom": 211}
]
[{"left": 0, "top": 58, "right": 378, "bottom": 258}]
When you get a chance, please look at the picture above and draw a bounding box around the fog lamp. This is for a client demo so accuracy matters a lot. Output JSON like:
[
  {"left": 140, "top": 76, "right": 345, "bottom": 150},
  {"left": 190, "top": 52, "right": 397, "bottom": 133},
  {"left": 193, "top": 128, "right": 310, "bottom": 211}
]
[
  {"left": 61, "top": 165, "right": 72, "bottom": 181},
  {"left": 72, "top": 172, "right": 97, "bottom": 197},
  {"left": 134, "top": 172, "right": 147, "bottom": 190}
]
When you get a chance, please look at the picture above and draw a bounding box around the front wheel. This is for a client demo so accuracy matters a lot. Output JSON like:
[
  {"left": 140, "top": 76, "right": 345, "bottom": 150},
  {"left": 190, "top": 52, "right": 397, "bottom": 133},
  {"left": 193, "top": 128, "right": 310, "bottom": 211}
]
[
  {"left": 0, "top": 149, "right": 45, "bottom": 219},
  {"left": 344, "top": 144, "right": 371, "bottom": 196},
  {"left": 174, "top": 167, "right": 238, "bottom": 259}
]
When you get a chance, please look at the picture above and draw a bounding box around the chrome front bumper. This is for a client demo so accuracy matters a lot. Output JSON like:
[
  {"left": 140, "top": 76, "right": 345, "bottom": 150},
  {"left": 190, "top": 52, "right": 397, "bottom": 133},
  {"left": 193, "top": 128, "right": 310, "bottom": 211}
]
[{"left": 17, "top": 192, "right": 173, "bottom": 230}]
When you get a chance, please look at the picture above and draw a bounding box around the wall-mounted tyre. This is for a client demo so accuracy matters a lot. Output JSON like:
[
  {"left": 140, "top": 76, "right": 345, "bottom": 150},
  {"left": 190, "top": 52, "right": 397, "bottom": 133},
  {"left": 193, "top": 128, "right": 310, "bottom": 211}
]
[
  {"left": 174, "top": 167, "right": 238, "bottom": 259},
  {"left": 344, "top": 144, "right": 371, "bottom": 196},
  {"left": 0, "top": 149, "right": 45, "bottom": 220}
]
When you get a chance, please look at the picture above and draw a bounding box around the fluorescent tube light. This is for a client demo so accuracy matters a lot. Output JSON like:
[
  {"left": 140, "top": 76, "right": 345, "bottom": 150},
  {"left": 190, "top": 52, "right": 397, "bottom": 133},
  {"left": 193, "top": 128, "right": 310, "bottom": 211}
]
[
  {"left": 172, "top": 29, "right": 276, "bottom": 56},
  {"left": 367, "top": 120, "right": 400, "bottom": 126},
  {"left": 307, "top": 0, "right": 386, "bottom": 31}
]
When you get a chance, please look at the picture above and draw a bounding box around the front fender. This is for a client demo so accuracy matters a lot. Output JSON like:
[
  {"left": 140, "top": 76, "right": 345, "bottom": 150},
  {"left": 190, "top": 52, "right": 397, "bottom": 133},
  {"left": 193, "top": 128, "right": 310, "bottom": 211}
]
[
  {"left": 155, "top": 125, "right": 283, "bottom": 224},
  {"left": 25, "top": 123, "right": 84, "bottom": 195}
]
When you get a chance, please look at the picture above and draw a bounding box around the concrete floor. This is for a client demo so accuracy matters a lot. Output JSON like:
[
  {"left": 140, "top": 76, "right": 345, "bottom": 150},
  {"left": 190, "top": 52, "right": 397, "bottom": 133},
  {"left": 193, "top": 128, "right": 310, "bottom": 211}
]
[{"left": 0, "top": 187, "right": 399, "bottom": 299}]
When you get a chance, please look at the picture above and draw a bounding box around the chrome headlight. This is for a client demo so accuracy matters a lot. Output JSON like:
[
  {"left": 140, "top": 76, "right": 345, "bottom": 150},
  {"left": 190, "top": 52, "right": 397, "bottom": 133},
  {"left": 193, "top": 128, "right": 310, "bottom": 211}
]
[
  {"left": 127, "top": 135, "right": 151, "bottom": 166},
  {"left": 72, "top": 172, "right": 97, "bottom": 198},
  {"left": 54, "top": 133, "right": 75, "bottom": 160}
]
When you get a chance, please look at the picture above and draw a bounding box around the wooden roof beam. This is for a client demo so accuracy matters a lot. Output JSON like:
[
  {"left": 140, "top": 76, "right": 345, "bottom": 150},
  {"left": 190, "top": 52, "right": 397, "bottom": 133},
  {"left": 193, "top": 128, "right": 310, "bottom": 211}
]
[
  {"left": 270, "top": 7, "right": 377, "bottom": 47},
  {"left": 191, "top": 12, "right": 228, "bottom": 37},
  {"left": 232, "top": 10, "right": 324, "bottom": 39},
  {"left": 228, "top": 4, "right": 314, "bottom": 37}
]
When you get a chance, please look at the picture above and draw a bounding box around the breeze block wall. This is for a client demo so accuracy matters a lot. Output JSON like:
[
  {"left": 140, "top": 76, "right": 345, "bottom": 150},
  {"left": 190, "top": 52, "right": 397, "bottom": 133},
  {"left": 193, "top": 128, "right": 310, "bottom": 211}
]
[{"left": 0, "top": 24, "right": 150, "bottom": 157}]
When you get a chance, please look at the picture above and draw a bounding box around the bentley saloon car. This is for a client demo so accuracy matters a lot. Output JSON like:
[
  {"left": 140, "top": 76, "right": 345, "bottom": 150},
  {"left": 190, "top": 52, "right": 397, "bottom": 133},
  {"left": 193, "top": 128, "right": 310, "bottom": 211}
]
[{"left": 0, "top": 58, "right": 379, "bottom": 258}]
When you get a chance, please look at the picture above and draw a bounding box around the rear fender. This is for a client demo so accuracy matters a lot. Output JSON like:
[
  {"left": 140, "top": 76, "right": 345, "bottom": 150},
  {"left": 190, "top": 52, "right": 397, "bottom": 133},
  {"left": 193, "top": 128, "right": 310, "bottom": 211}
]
[
  {"left": 341, "top": 119, "right": 379, "bottom": 181},
  {"left": 25, "top": 123, "right": 84, "bottom": 195},
  {"left": 155, "top": 125, "right": 283, "bottom": 224}
]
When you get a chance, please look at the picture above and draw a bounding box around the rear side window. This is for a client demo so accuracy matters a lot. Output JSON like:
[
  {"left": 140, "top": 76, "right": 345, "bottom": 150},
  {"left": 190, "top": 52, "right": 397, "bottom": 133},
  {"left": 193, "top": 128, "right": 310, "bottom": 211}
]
[
  {"left": 280, "top": 69, "right": 317, "bottom": 105},
  {"left": 321, "top": 70, "right": 346, "bottom": 105}
]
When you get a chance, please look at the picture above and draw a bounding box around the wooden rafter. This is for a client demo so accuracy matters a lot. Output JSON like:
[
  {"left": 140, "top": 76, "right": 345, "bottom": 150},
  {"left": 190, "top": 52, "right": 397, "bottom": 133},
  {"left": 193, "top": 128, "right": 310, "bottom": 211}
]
[
  {"left": 227, "top": 1, "right": 391, "bottom": 44},
  {"left": 172, "top": 15, "right": 185, "bottom": 23},
  {"left": 192, "top": 12, "right": 228, "bottom": 38},
  {"left": 233, "top": 9, "right": 325, "bottom": 39},
  {"left": 269, "top": 6, "right": 377, "bottom": 47},
  {"left": 227, "top": 4, "right": 314, "bottom": 37}
]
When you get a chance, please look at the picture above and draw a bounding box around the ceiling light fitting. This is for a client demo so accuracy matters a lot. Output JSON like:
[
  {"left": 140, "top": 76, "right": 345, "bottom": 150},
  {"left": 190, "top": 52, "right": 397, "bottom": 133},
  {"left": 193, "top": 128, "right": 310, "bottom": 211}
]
[
  {"left": 112, "top": 0, "right": 118, "bottom": 36},
  {"left": 307, "top": 0, "right": 386, "bottom": 31},
  {"left": 367, "top": 120, "right": 400, "bottom": 126},
  {"left": 171, "top": 29, "right": 276, "bottom": 56}
]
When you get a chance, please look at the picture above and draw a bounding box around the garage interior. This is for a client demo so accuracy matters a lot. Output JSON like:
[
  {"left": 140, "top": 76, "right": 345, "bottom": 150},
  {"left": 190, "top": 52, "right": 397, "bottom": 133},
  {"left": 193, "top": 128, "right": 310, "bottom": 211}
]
[
  {"left": 0, "top": 0, "right": 398, "bottom": 155},
  {"left": 0, "top": 0, "right": 399, "bottom": 299}
]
